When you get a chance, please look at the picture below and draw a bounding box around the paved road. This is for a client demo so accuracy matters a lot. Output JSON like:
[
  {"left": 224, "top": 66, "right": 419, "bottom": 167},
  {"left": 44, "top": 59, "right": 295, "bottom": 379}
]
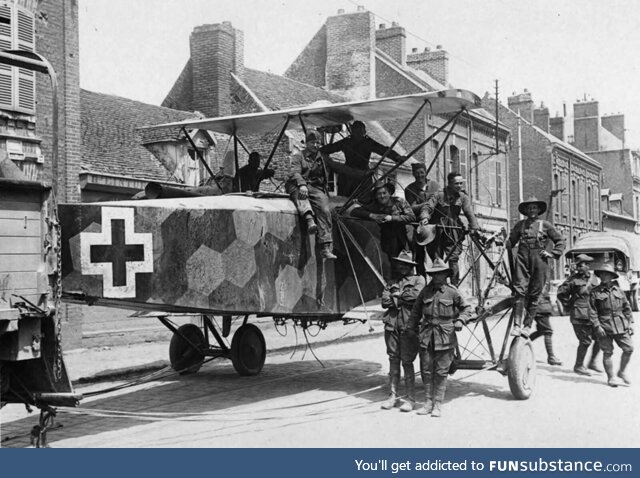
[{"left": 2, "top": 313, "right": 638, "bottom": 448}]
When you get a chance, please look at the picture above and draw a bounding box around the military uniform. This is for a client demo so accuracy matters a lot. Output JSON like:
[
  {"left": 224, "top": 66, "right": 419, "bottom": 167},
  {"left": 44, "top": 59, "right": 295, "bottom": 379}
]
[
  {"left": 419, "top": 186, "right": 479, "bottom": 285},
  {"left": 558, "top": 262, "right": 601, "bottom": 375},
  {"left": 527, "top": 283, "right": 562, "bottom": 365},
  {"left": 589, "top": 274, "right": 634, "bottom": 387},
  {"left": 507, "top": 199, "right": 564, "bottom": 332},
  {"left": 380, "top": 260, "right": 425, "bottom": 412},
  {"left": 404, "top": 176, "right": 439, "bottom": 277},
  {"left": 407, "top": 263, "right": 471, "bottom": 416},
  {"left": 286, "top": 133, "right": 334, "bottom": 257},
  {"left": 351, "top": 195, "right": 415, "bottom": 262}
]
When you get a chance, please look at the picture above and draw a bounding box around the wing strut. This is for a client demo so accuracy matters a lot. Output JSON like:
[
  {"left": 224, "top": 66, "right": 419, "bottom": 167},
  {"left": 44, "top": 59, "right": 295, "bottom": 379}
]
[{"left": 256, "top": 116, "right": 290, "bottom": 191}]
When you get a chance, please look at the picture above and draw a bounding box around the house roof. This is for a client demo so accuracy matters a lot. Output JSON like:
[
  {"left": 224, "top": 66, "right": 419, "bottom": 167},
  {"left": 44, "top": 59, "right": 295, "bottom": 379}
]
[
  {"left": 81, "top": 89, "right": 199, "bottom": 182},
  {"left": 242, "top": 68, "right": 347, "bottom": 110}
]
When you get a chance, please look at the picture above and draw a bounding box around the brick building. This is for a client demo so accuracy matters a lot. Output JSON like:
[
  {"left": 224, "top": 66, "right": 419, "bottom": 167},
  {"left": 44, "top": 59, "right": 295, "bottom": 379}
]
[
  {"left": 549, "top": 99, "right": 640, "bottom": 233},
  {"left": 483, "top": 91, "right": 603, "bottom": 279}
]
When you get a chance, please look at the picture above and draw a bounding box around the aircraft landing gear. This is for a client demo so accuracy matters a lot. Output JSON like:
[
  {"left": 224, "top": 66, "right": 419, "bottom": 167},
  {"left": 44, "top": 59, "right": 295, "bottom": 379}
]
[
  {"left": 231, "top": 324, "right": 266, "bottom": 376},
  {"left": 507, "top": 337, "right": 536, "bottom": 400}
]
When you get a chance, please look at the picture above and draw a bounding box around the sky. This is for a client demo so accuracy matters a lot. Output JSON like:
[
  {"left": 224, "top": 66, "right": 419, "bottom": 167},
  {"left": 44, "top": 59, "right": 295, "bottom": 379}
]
[{"left": 79, "top": 0, "right": 640, "bottom": 146}]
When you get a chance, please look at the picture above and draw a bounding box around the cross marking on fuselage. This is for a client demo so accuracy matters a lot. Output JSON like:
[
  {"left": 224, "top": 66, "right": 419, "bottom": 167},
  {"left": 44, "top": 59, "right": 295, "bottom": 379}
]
[{"left": 90, "top": 219, "right": 145, "bottom": 287}]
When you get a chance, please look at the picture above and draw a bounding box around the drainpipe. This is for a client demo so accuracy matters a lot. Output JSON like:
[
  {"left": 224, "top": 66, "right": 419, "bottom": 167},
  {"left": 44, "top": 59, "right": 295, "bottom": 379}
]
[{"left": 517, "top": 113, "right": 523, "bottom": 209}]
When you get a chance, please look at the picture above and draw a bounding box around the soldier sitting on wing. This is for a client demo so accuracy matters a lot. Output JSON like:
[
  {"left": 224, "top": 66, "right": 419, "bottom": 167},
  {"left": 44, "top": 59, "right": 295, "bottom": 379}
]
[
  {"left": 557, "top": 254, "right": 602, "bottom": 376},
  {"left": 233, "top": 151, "right": 275, "bottom": 192},
  {"left": 588, "top": 263, "right": 634, "bottom": 387},
  {"left": 285, "top": 130, "right": 336, "bottom": 260},
  {"left": 407, "top": 258, "right": 471, "bottom": 417},
  {"left": 350, "top": 178, "right": 415, "bottom": 268},
  {"left": 380, "top": 251, "right": 425, "bottom": 412}
]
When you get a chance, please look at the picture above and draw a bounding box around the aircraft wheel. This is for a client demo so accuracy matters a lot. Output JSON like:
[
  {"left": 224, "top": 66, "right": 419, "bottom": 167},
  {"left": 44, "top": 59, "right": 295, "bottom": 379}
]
[
  {"left": 231, "top": 324, "right": 266, "bottom": 376},
  {"left": 169, "top": 324, "right": 205, "bottom": 375},
  {"left": 507, "top": 337, "right": 536, "bottom": 400}
]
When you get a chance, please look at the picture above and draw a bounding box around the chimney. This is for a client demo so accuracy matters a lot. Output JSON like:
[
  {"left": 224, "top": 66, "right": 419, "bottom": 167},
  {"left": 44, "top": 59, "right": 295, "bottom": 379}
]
[
  {"left": 601, "top": 113, "right": 625, "bottom": 143},
  {"left": 406, "top": 45, "right": 449, "bottom": 85},
  {"left": 326, "top": 9, "right": 376, "bottom": 100},
  {"left": 190, "top": 22, "right": 244, "bottom": 118},
  {"left": 549, "top": 116, "right": 565, "bottom": 141},
  {"left": 573, "top": 99, "right": 599, "bottom": 152},
  {"left": 375, "top": 20, "right": 406, "bottom": 65},
  {"left": 507, "top": 91, "right": 534, "bottom": 123},
  {"left": 533, "top": 104, "right": 550, "bottom": 133}
]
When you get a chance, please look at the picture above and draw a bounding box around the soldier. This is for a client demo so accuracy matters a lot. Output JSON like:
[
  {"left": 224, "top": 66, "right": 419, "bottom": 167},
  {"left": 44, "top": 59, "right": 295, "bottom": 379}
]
[
  {"left": 233, "top": 151, "right": 275, "bottom": 192},
  {"left": 407, "top": 259, "right": 471, "bottom": 417},
  {"left": 404, "top": 162, "right": 439, "bottom": 276},
  {"left": 418, "top": 172, "right": 480, "bottom": 286},
  {"left": 526, "top": 282, "right": 562, "bottom": 366},
  {"left": 557, "top": 254, "right": 602, "bottom": 376},
  {"left": 380, "top": 251, "right": 426, "bottom": 412},
  {"left": 351, "top": 178, "right": 415, "bottom": 265},
  {"left": 506, "top": 196, "right": 565, "bottom": 337},
  {"left": 285, "top": 130, "right": 336, "bottom": 260},
  {"left": 589, "top": 263, "right": 634, "bottom": 387}
]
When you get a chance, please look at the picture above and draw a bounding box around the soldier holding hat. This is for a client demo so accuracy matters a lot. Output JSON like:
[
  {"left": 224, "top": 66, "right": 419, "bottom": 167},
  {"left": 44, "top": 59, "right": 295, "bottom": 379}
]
[
  {"left": 407, "top": 258, "right": 471, "bottom": 417},
  {"left": 405, "top": 162, "right": 439, "bottom": 276},
  {"left": 506, "top": 196, "right": 565, "bottom": 336},
  {"left": 380, "top": 251, "right": 426, "bottom": 412},
  {"left": 588, "top": 263, "right": 634, "bottom": 387},
  {"left": 351, "top": 178, "right": 415, "bottom": 267},
  {"left": 286, "top": 130, "right": 336, "bottom": 260},
  {"left": 418, "top": 172, "right": 480, "bottom": 286},
  {"left": 320, "top": 120, "right": 405, "bottom": 197},
  {"left": 558, "top": 254, "right": 602, "bottom": 375}
]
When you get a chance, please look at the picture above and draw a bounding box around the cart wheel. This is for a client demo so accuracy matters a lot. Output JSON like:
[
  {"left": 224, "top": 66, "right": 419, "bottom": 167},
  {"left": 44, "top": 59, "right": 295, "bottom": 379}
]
[
  {"left": 169, "top": 324, "right": 205, "bottom": 375},
  {"left": 231, "top": 324, "right": 266, "bottom": 376},
  {"left": 507, "top": 337, "right": 536, "bottom": 400}
]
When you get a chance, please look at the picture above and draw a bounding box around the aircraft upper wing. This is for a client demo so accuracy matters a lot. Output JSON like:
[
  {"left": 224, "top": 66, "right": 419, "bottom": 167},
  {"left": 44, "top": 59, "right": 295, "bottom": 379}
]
[{"left": 140, "top": 89, "right": 481, "bottom": 137}]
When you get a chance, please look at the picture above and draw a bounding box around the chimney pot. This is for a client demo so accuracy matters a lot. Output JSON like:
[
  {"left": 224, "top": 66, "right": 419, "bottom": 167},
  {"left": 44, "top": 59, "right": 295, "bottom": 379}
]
[
  {"left": 436, "top": 44, "right": 442, "bottom": 49},
  {"left": 337, "top": 8, "right": 344, "bottom": 14},
  {"left": 524, "top": 88, "right": 528, "bottom": 93},
  {"left": 391, "top": 21, "right": 399, "bottom": 27},
  {"left": 357, "top": 5, "right": 365, "bottom": 11},
  {"left": 379, "top": 23, "right": 386, "bottom": 29},
  {"left": 424, "top": 47, "right": 430, "bottom": 52}
]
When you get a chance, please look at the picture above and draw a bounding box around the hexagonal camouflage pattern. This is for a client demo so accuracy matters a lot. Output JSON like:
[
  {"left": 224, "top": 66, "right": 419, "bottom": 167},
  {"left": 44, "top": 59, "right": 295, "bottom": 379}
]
[{"left": 59, "top": 195, "right": 386, "bottom": 317}]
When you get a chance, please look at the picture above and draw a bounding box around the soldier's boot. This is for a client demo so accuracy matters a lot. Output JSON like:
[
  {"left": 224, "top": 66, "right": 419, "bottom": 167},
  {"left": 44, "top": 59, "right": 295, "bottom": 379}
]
[
  {"left": 416, "top": 376, "right": 433, "bottom": 415},
  {"left": 510, "top": 297, "right": 525, "bottom": 337},
  {"left": 604, "top": 355, "right": 622, "bottom": 387},
  {"left": 381, "top": 365, "right": 401, "bottom": 410},
  {"left": 399, "top": 365, "right": 416, "bottom": 412},
  {"left": 319, "top": 242, "right": 337, "bottom": 260},
  {"left": 430, "top": 375, "right": 448, "bottom": 418},
  {"left": 573, "top": 344, "right": 591, "bottom": 376},
  {"left": 588, "top": 342, "right": 603, "bottom": 373},
  {"left": 618, "top": 352, "right": 632, "bottom": 386},
  {"left": 544, "top": 334, "right": 562, "bottom": 366},
  {"left": 304, "top": 213, "right": 317, "bottom": 235}
]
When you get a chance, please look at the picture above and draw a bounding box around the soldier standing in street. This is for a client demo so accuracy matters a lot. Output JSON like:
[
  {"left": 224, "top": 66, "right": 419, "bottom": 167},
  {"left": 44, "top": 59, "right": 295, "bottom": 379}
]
[
  {"left": 407, "top": 259, "right": 471, "bottom": 417},
  {"left": 380, "top": 251, "right": 425, "bottom": 412},
  {"left": 588, "top": 263, "right": 634, "bottom": 387},
  {"left": 557, "top": 254, "right": 602, "bottom": 376},
  {"left": 506, "top": 196, "right": 565, "bottom": 337},
  {"left": 418, "top": 172, "right": 481, "bottom": 286}
]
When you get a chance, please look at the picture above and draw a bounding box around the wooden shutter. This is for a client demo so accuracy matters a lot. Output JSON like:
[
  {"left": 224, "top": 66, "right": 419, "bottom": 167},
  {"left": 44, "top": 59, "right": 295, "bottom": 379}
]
[
  {"left": 0, "top": 4, "right": 13, "bottom": 109},
  {"left": 16, "top": 7, "right": 34, "bottom": 112}
]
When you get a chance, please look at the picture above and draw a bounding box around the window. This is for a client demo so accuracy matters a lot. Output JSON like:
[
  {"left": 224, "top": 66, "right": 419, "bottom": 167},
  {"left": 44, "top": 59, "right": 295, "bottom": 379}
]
[
  {"left": 571, "top": 179, "right": 577, "bottom": 217},
  {"left": 449, "top": 145, "right": 459, "bottom": 175},
  {"left": 496, "top": 160, "right": 503, "bottom": 207},
  {"left": 553, "top": 174, "right": 561, "bottom": 214},
  {"left": 587, "top": 185, "right": 592, "bottom": 221},
  {"left": 0, "top": 4, "right": 35, "bottom": 113},
  {"left": 459, "top": 148, "right": 467, "bottom": 186},
  {"left": 472, "top": 152, "right": 479, "bottom": 200},
  {"left": 579, "top": 178, "right": 586, "bottom": 220}
]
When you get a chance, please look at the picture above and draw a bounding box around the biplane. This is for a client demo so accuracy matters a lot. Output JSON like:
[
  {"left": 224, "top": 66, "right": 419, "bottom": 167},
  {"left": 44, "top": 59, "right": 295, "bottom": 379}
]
[{"left": 58, "top": 89, "right": 535, "bottom": 400}]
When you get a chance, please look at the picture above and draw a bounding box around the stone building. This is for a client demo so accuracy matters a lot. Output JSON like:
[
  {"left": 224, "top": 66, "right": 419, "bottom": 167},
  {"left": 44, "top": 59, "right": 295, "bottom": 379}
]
[{"left": 483, "top": 91, "right": 603, "bottom": 279}]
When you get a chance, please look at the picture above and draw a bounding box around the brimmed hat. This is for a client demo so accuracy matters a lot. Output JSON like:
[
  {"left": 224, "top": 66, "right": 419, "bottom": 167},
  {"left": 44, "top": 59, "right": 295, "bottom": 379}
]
[
  {"left": 372, "top": 178, "right": 395, "bottom": 194},
  {"left": 575, "top": 254, "right": 594, "bottom": 264},
  {"left": 518, "top": 196, "right": 547, "bottom": 215},
  {"left": 416, "top": 223, "right": 436, "bottom": 246},
  {"left": 425, "top": 258, "right": 452, "bottom": 275},
  {"left": 593, "top": 263, "right": 618, "bottom": 278},
  {"left": 392, "top": 250, "right": 417, "bottom": 266},
  {"left": 411, "top": 162, "right": 426, "bottom": 173}
]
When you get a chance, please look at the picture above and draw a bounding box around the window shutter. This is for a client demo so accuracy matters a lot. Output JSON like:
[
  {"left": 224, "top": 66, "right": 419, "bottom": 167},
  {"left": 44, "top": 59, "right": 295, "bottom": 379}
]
[
  {"left": 0, "top": 4, "right": 13, "bottom": 109},
  {"left": 15, "top": 7, "right": 34, "bottom": 112},
  {"left": 496, "top": 160, "right": 502, "bottom": 206}
]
